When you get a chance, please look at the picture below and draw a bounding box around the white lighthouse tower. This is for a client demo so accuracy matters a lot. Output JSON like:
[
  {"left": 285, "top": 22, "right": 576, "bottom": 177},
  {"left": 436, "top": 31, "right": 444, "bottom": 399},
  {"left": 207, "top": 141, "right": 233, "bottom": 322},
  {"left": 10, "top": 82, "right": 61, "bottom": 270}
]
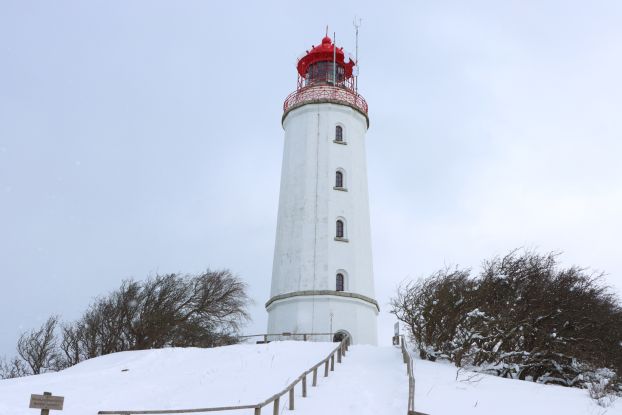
[{"left": 266, "top": 34, "right": 378, "bottom": 345}]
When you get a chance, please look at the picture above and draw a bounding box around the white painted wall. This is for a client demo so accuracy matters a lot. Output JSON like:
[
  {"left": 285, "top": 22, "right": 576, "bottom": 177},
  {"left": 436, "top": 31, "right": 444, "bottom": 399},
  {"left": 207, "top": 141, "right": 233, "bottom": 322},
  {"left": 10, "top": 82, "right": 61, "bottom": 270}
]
[
  {"left": 267, "top": 101, "right": 378, "bottom": 345},
  {"left": 266, "top": 296, "right": 378, "bottom": 345}
]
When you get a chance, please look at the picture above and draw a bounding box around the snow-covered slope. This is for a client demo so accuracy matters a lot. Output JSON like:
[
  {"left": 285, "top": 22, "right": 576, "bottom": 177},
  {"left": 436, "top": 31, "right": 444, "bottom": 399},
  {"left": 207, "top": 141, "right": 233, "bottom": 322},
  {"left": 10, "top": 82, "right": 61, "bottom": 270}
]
[
  {"left": 413, "top": 358, "right": 622, "bottom": 415},
  {"left": 0, "top": 341, "right": 336, "bottom": 415},
  {"left": 1, "top": 342, "right": 619, "bottom": 415}
]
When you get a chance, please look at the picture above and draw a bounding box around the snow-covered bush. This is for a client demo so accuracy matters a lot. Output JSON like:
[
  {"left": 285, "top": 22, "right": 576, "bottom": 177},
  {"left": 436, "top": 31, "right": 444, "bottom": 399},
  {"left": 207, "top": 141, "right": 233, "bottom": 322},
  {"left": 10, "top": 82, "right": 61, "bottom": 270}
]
[
  {"left": 587, "top": 369, "right": 620, "bottom": 407},
  {"left": 391, "top": 250, "right": 622, "bottom": 391}
]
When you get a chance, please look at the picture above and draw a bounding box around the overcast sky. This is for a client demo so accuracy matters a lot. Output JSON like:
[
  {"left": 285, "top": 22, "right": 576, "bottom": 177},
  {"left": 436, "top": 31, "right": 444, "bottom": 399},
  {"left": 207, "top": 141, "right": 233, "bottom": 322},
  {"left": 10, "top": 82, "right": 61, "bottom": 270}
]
[{"left": 1, "top": 0, "right": 621, "bottom": 356}]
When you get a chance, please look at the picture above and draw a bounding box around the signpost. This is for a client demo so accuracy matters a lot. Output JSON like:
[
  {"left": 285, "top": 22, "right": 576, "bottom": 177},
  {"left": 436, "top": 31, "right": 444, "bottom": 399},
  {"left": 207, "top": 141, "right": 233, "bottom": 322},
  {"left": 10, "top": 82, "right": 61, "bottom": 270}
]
[
  {"left": 29, "top": 392, "right": 64, "bottom": 415},
  {"left": 392, "top": 322, "right": 400, "bottom": 346}
]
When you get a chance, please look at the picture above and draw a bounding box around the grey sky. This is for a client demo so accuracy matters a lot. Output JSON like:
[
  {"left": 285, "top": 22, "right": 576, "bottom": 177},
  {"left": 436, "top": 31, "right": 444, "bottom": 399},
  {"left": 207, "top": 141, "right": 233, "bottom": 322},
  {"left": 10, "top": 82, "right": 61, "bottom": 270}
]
[{"left": 1, "top": 1, "right": 621, "bottom": 355}]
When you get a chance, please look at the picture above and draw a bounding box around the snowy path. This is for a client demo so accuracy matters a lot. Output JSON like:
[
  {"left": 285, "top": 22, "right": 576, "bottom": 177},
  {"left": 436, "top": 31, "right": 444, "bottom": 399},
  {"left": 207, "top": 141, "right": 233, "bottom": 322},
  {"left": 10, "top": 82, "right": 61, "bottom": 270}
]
[{"left": 291, "top": 345, "right": 409, "bottom": 415}]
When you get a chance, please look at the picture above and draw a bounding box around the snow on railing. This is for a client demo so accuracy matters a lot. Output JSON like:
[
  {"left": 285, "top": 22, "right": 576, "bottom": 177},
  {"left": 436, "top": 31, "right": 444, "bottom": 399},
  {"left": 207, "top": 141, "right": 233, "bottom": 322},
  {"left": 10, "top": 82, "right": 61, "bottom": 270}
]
[{"left": 97, "top": 333, "right": 350, "bottom": 415}]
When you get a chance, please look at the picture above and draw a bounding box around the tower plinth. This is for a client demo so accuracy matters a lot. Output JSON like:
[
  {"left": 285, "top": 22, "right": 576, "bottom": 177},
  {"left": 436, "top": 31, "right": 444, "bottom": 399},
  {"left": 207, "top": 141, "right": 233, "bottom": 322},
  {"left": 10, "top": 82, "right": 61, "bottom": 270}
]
[{"left": 267, "top": 34, "right": 378, "bottom": 345}]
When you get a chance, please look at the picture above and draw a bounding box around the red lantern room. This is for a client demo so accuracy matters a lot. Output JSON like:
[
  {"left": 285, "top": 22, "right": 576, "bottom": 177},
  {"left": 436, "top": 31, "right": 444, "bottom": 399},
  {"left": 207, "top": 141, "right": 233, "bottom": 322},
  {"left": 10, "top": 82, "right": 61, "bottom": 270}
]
[
  {"left": 296, "top": 35, "right": 355, "bottom": 89},
  {"left": 283, "top": 34, "right": 368, "bottom": 122}
]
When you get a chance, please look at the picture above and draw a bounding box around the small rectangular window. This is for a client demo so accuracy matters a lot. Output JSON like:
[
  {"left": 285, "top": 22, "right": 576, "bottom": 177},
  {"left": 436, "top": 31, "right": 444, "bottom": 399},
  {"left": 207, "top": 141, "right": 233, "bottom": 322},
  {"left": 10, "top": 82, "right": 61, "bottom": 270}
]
[
  {"left": 336, "top": 274, "right": 345, "bottom": 291},
  {"left": 336, "top": 220, "right": 344, "bottom": 238},
  {"left": 335, "top": 126, "right": 343, "bottom": 142}
]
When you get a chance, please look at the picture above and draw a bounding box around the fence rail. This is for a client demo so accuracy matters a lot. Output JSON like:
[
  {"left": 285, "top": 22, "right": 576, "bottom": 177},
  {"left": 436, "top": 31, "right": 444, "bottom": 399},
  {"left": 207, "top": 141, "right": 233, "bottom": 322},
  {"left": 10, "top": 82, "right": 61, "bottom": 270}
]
[
  {"left": 237, "top": 332, "right": 335, "bottom": 343},
  {"left": 98, "top": 333, "right": 350, "bottom": 415},
  {"left": 399, "top": 335, "right": 429, "bottom": 415}
]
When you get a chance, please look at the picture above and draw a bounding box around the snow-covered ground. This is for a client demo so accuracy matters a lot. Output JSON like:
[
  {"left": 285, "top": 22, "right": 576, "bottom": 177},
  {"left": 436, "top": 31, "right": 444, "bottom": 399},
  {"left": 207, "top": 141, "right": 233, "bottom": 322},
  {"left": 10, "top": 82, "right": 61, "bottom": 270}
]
[
  {"left": 0, "top": 341, "right": 620, "bottom": 415},
  {"left": 413, "top": 357, "right": 622, "bottom": 415},
  {"left": 292, "top": 345, "right": 408, "bottom": 414},
  {"left": 0, "top": 341, "right": 336, "bottom": 415}
]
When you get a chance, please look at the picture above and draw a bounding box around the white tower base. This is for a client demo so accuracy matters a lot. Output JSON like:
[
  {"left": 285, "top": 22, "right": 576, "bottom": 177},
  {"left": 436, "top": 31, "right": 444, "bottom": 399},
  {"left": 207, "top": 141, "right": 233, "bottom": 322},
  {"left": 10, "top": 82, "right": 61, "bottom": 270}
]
[{"left": 267, "top": 291, "right": 378, "bottom": 345}]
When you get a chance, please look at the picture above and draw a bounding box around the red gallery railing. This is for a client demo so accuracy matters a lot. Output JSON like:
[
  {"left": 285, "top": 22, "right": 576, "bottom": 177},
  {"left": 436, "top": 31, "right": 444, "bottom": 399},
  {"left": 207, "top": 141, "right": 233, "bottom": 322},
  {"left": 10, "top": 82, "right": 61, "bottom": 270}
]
[{"left": 283, "top": 85, "right": 368, "bottom": 116}]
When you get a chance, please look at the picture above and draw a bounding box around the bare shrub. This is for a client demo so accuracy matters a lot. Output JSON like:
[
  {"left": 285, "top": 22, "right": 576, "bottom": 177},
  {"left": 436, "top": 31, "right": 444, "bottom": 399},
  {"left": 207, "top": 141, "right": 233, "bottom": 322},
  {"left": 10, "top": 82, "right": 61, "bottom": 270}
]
[
  {"left": 16, "top": 316, "right": 61, "bottom": 374},
  {"left": 4, "top": 269, "right": 251, "bottom": 376},
  {"left": 391, "top": 267, "right": 475, "bottom": 362},
  {"left": 59, "top": 270, "right": 251, "bottom": 366},
  {"left": 391, "top": 249, "right": 622, "bottom": 389},
  {"left": 0, "top": 356, "right": 30, "bottom": 379}
]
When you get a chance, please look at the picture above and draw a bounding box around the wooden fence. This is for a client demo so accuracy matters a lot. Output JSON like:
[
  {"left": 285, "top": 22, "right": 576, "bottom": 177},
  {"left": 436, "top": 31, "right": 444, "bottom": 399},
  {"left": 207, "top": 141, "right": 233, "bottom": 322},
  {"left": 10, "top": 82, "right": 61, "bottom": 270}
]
[
  {"left": 399, "top": 335, "right": 429, "bottom": 415},
  {"left": 98, "top": 333, "right": 350, "bottom": 415},
  {"left": 237, "top": 332, "right": 335, "bottom": 343}
]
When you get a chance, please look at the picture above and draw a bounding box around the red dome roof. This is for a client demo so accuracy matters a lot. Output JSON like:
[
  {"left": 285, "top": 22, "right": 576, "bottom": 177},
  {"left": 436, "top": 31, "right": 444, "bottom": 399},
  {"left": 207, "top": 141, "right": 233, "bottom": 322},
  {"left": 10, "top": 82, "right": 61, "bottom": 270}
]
[{"left": 297, "top": 36, "right": 355, "bottom": 79}]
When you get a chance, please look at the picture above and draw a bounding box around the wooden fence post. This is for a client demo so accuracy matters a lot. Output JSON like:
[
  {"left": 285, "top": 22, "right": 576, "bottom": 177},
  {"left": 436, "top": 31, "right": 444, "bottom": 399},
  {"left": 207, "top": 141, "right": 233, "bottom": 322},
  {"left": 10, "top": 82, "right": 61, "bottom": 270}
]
[
  {"left": 330, "top": 354, "right": 335, "bottom": 371},
  {"left": 302, "top": 375, "right": 307, "bottom": 397},
  {"left": 337, "top": 347, "right": 342, "bottom": 363},
  {"left": 254, "top": 406, "right": 261, "bottom": 415},
  {"left": 289, "top": 387, "right": 295, "bottom": 410},
  {"left": 324, "top": 359, "right": 329, "bottom": 377},
  {"left": 273, "top": 397, "right": 279, "bottom": 415},
  {"left": 312, "top": 367, "right": 318, "bottom": 386}
]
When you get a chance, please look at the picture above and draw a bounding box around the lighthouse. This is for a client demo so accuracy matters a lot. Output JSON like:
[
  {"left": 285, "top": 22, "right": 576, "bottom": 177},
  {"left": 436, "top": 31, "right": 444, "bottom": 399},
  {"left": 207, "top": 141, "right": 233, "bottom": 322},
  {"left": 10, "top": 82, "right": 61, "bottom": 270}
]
[{"left": 266, "top": 34, "right": 378, "bottom": 345}]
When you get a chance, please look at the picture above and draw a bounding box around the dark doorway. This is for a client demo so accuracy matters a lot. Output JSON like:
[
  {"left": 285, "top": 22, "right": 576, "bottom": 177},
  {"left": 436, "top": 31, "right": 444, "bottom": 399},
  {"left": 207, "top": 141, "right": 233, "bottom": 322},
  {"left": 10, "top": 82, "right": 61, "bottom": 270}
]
[{"left": 333, "top": 331, "right": 348, "bottom": 343}]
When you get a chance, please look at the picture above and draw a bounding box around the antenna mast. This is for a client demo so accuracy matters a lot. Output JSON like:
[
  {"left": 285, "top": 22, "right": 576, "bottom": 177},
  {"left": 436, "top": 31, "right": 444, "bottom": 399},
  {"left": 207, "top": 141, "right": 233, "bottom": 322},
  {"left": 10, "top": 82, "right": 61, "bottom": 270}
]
[
  {"left": 333, "top": 32, "right": 337, "bottom": 86},
  {"left": 353, "top": 17, "right": 362, "bottom": 94}
]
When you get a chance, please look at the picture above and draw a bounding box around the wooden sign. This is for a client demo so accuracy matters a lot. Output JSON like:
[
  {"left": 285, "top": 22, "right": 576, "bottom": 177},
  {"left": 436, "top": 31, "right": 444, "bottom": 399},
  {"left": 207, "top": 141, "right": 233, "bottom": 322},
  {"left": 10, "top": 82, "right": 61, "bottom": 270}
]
[
  {"left": 394, "top": 322, "right": 400, "bottom": 336},
  {"left": 29, "top": 392, "right": 64, "bottom": 411}
]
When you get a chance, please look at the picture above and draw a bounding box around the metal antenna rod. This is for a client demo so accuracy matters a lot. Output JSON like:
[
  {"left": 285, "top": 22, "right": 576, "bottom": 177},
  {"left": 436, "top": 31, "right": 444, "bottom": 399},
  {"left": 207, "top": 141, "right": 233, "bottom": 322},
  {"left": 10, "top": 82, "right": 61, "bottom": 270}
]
[
  {"left": 333, "top": 32, "right": 337, "bottom": 86},
  {"left": 353, "top": 17, "right": 362, "bottom": 94}
]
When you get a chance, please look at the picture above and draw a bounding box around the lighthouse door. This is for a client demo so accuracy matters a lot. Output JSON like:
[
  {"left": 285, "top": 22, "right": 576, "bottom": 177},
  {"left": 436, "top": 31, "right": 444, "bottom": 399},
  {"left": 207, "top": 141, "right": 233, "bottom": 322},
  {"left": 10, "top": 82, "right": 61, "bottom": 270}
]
[{"left": 333, "top": 330, "right": 350, "bottom": 343}]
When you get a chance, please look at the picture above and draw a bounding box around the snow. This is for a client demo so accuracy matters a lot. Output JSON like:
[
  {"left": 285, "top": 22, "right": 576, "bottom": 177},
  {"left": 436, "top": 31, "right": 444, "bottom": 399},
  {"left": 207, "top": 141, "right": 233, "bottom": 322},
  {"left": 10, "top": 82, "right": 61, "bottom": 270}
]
[
  {"left": 293, "top": 345, "right": 408, "bottom": 415},
  {"left": 1, "top": 341, "right": 620, "bottom": 415},
  {"left": 414, "top": 357, "right": 622, "bottom": 415},
  {"left": 0, "top": 341, "right": 336, "bottom": 415}
]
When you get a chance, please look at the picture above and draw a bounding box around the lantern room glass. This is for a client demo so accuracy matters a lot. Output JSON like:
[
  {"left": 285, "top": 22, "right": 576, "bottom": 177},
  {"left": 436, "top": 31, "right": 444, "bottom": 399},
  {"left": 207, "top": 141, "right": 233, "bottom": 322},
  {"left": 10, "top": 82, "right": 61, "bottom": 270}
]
[{"left": 305, "top": 61, "right": 345, "bottom": 86}]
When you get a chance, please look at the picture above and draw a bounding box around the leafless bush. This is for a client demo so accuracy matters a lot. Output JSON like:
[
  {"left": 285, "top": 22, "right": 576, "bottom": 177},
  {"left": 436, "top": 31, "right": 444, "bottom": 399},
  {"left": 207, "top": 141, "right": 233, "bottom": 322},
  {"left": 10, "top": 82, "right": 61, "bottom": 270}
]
[
  {"left": 391, "top": 267, "right": 477, "bottom": 363},
  {"left": 5, "top": 269, "right": 251, "bottom": 376},
  {"left": 391, "top": 249, "right": 622, "bottom": 389},
  {"left": 16, "top": 316, "right": 61, "bottom": 374},
  {"left": 59, "top": 270, "right": 251, "bottom": 366},
  {"left": 0, "top": 356, "right": 30, "bottom": 379}
]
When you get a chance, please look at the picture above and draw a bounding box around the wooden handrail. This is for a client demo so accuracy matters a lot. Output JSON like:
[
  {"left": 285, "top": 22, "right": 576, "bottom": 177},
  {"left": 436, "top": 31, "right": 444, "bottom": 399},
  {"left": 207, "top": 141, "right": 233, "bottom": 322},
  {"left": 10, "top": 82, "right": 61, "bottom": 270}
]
[
  {"left": 399, "top": 335, "right": 430, "bottom": 415},
  {"left": 238, "top": 332, "right": 336, "bottom": 343},
  {"left": 399, "top": 335, "right": 415, "bottom": 414},
  {"left": 98, "top": 334, "right": 350, "bottom": 415}
]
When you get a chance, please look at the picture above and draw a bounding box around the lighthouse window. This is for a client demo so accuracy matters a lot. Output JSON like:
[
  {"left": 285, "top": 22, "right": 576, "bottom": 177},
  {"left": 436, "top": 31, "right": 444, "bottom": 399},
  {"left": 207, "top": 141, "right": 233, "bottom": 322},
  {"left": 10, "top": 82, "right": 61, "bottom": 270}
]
[
  {"left": 336, "top": 220, "right": 344, "bottom": 238},
  {"left": 336, "top": 273, "right": 345, "bottom": 292},
  {"left": 335, "top": 126, "right": 343, "bottom": 142},
  {"left": 335, "top": 171, "right": 343, "bottom": 188}
]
